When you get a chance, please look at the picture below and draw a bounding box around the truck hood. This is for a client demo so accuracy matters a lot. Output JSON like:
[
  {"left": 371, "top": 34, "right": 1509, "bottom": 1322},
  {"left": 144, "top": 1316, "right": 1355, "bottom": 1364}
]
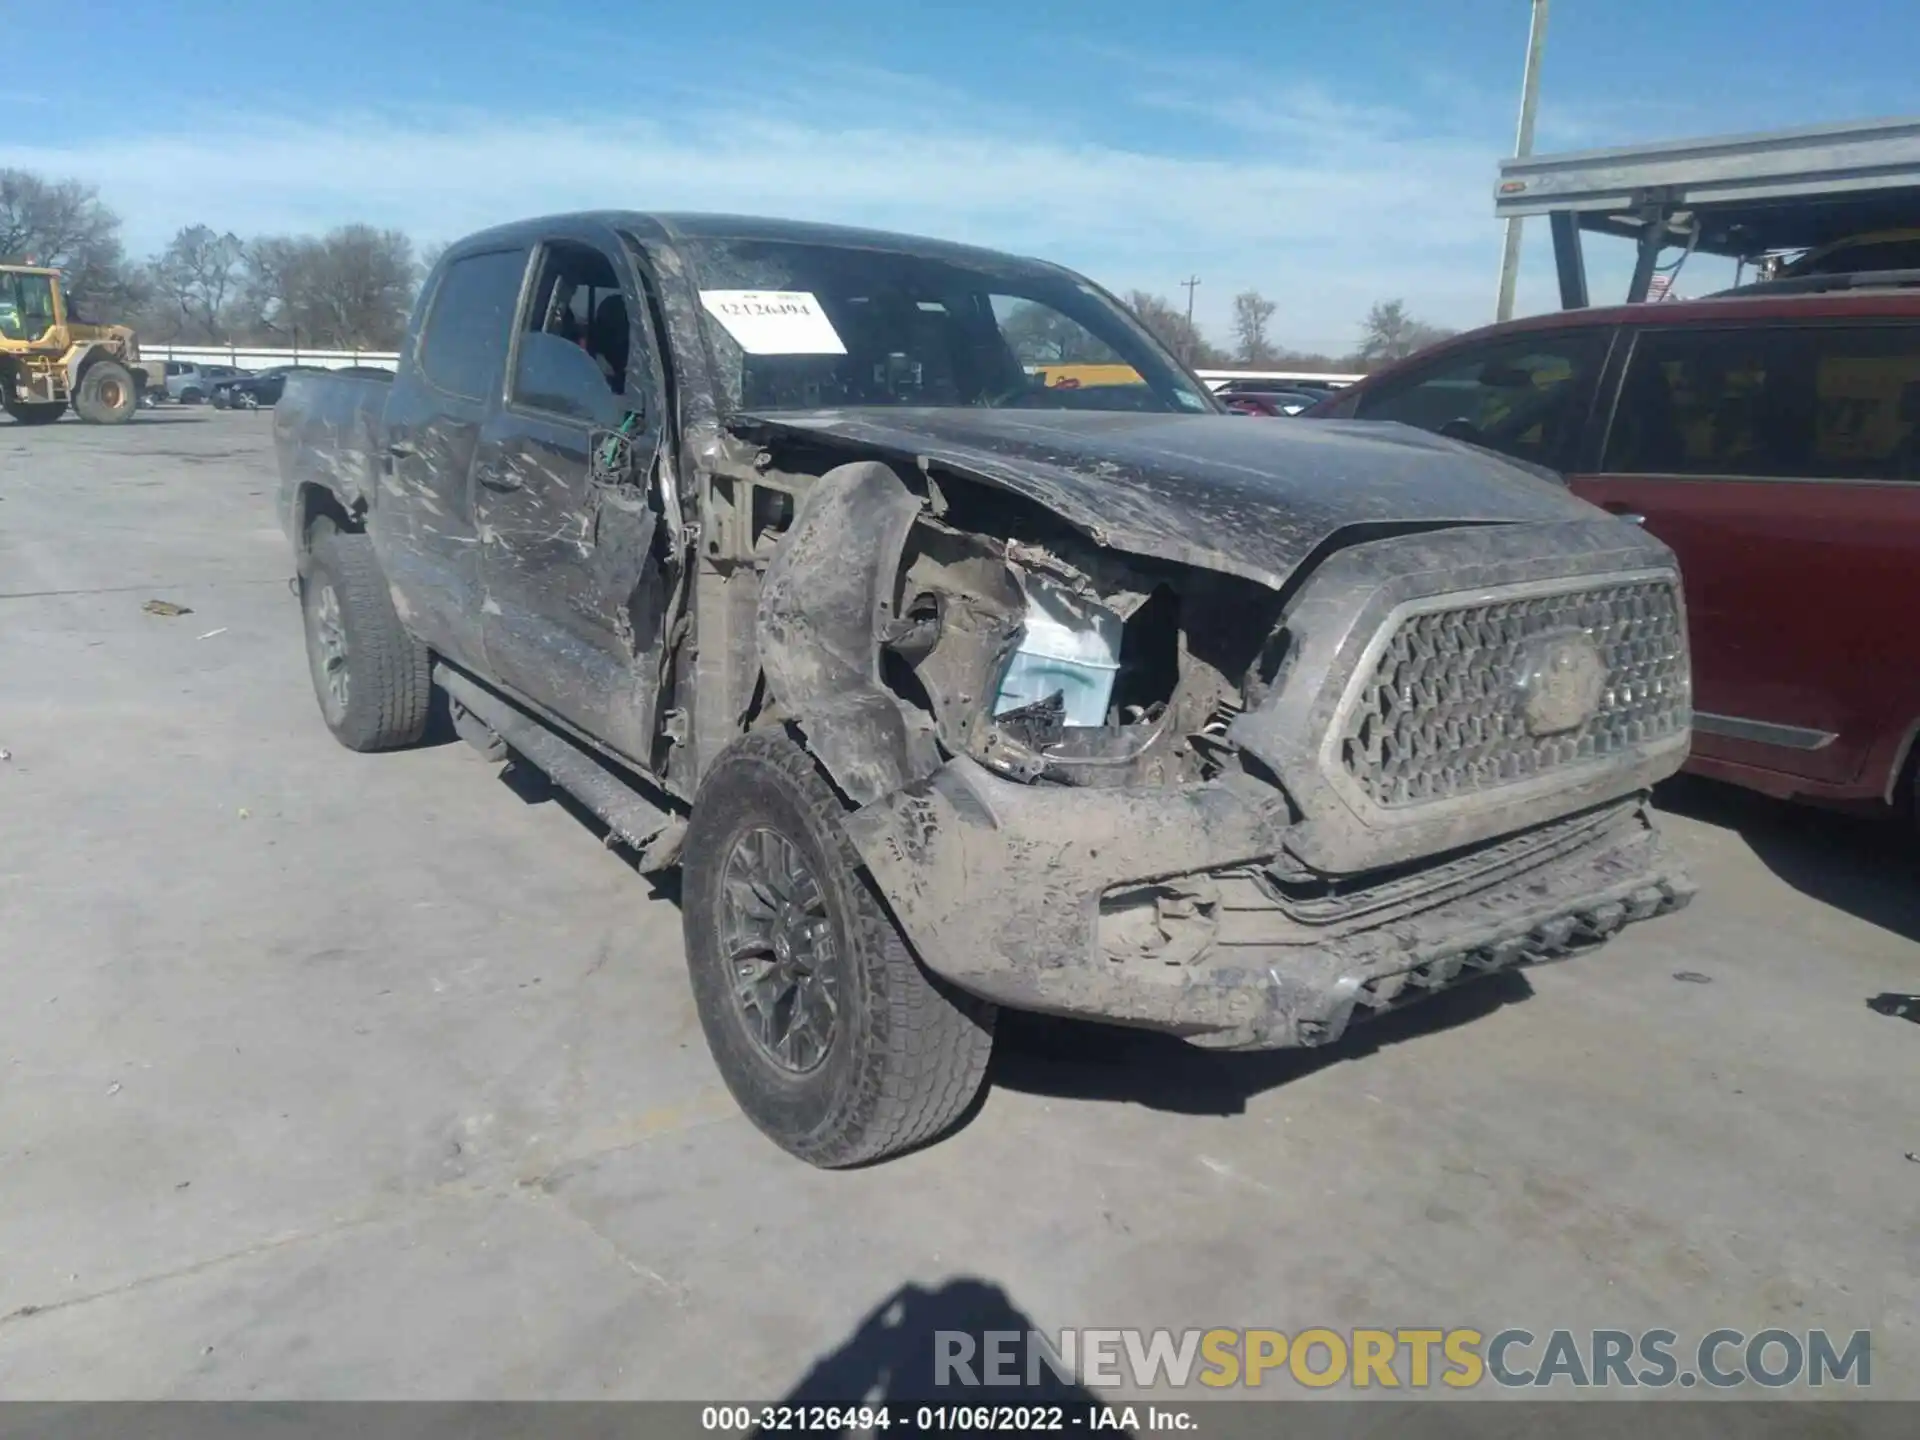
[{"left": 732, "top": 408, "right": 1600, "bottom": 590}]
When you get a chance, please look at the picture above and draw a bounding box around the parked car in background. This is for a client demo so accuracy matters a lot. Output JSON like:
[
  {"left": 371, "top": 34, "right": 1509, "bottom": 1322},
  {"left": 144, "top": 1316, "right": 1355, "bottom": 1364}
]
[
  {"left": 211, "top": 364, "right": 325, "bottom": 409},
  {"left": 1307, "top": 277, "right": 1920, "bottom": 829},
  {"left": 1222, "top": 387, "right": 1327, "bottom": 416},
  {"left": 163, "top": 361, "right": 247, "bottom": 403}
]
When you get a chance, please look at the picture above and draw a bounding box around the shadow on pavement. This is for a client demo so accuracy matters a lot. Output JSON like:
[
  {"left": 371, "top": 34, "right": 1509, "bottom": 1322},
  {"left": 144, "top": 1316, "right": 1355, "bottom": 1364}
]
[
  {"left": 1655, "top": 775, "right": 1919, "bottom": 943},
  {"left": 768, "top": 1278, "right": 1106, "bottom": 1417},
  {"left": 1866, "top": 992, "right": 1920, "bottom": 1025},
  {"left": 989, "top": 969, "right": 1532, "bottom": 1116}
]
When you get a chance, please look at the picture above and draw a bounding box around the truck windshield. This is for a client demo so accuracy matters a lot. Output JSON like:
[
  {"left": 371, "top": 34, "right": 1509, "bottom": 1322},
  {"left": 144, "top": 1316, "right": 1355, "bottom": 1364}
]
[
  {"left": 0, "top": 271, "right": 58, "bottom": 341},
  {"left": 678, "top": 238, "right": 1216, "bottom": 416}
]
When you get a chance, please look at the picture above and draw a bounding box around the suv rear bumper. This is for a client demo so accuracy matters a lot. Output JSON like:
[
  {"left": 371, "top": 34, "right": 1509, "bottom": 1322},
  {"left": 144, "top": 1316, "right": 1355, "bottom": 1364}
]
[{"left": 845, "top": 758, "right": 1693, "bottom": 1051}]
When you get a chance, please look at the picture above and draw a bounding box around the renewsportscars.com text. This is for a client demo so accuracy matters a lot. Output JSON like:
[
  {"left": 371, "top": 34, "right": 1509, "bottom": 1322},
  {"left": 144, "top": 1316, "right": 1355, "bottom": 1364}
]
[{"left": 935, "top": 1327, "right": 1872, "bottom": 1391}]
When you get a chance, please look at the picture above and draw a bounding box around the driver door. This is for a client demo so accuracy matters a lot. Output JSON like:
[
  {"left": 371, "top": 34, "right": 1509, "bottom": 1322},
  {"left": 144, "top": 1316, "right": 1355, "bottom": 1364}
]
[
  {"left": 1348, "top": 329, "right": 1615, "bottom": 473},
  {"left": 474, "top": 233, "right": 670, "bottom": 765}
]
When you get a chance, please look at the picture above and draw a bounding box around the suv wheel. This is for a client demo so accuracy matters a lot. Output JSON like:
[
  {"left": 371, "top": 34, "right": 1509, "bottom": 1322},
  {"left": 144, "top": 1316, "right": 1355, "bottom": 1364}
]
[
  {"left": 682, "top": 730, "right": 996, "bottom": 1166},
  {"left": 299, "top": 521, "right": 431, "bottom": 750}
]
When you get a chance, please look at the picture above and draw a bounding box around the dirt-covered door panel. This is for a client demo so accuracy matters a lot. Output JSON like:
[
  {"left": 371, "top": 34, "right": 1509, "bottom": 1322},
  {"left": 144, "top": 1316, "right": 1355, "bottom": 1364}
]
[
  {"left": 379, "top": 244, "right": 530, "bottom": 671},
  {"left": 475, "top": 235, "right": 668, "bottom": 759}
]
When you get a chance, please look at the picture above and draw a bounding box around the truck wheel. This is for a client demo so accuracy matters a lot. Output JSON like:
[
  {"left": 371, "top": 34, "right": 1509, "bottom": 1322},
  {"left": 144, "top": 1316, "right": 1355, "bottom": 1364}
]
[
  {"left": 682, "top": 730, "right": 996, "bottom": 1167},
  {"left": 299, "top": 522, "right": 431, "bottom": 751},
  {"left": 4, "top": 400, "right": 65, "bottom": 425},
  {"left": 73, "top": 360, "right": 138, "bottom": 424}
]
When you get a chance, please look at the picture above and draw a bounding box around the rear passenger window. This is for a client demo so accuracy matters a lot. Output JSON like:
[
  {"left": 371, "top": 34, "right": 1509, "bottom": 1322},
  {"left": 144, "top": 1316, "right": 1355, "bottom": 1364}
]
[
  {"left": 1353, "top": 331, "right": 1607, "bottom": 471},
  {"left": 417, "top": 249, "right": 527, "bottom": 401},
  {"left": 1604, "top": 325, "right": 1920, "bottom": 482}
]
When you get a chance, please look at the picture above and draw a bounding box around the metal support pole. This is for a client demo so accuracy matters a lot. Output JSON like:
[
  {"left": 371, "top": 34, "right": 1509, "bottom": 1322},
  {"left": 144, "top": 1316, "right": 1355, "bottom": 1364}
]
[
  {"left": 1495, "top": 0, "right": 1552, "bottom": 322},
  {"left": 1627, "top": 214, "right": 1670, "bottom": 304},
  {"left": 1549, "top": 210, "right": 1589, "bottom": 309}
]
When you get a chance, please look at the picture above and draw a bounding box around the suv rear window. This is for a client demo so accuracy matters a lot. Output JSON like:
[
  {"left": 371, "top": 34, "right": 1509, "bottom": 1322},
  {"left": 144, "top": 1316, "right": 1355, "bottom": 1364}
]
[
  {"left": 418, "top": 249, "right": 528, "bottom": 401},
  {"left": 1604, "top": 324, "right": 1920, "bottom": 482}
]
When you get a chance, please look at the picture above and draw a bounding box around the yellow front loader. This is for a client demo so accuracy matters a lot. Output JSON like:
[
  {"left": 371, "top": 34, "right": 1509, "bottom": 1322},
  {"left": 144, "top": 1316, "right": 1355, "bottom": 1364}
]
[{"left": 0, "top": 264, "right": 157, "bottom": 425}]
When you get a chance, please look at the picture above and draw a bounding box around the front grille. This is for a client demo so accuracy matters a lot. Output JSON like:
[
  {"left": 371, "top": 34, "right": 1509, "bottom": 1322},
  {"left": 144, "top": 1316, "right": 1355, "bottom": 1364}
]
[{"left": 1337, "top": 578, "right": 1688, "bottom": 808}]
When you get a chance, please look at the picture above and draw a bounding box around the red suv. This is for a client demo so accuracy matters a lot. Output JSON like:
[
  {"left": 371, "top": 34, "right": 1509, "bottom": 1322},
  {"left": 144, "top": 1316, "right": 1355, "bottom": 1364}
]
[{"left": 1310, "top": 286, "right": 1920, "bottom": 826}]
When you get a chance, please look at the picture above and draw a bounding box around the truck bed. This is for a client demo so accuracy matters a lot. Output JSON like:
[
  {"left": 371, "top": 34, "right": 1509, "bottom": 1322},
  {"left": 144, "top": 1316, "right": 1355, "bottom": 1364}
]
[{"left": 273, "top": 370, "right": 392, "bottom": 547}]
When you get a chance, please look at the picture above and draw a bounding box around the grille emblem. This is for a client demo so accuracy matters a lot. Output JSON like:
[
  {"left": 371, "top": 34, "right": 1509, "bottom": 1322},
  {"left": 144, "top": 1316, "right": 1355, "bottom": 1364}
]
[{"left": 1517, "top": 632, "right": 1607, "bottom": 736}]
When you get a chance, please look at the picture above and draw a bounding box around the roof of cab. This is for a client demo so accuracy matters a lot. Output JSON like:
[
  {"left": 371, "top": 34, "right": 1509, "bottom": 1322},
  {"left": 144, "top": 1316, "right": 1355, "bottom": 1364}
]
[{"left": 443, "top": 211, "right": 1069, "bottom": 277}]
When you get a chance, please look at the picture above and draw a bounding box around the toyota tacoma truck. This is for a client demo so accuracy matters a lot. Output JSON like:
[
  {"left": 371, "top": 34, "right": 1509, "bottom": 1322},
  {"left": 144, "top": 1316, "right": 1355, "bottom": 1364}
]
[{"left": 276, "top": 212, "right": 1696, "bottom": 1166}]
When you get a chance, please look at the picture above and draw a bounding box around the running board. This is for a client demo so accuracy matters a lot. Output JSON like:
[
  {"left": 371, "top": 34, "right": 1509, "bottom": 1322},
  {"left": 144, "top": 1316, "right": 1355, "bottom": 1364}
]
[{"left": 433, "top": 664, "right": 686, "bottom": 870}]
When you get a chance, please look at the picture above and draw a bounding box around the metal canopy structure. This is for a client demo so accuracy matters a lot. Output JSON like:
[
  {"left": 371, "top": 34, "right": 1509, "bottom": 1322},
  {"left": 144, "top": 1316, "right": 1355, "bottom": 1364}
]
[{"left": 1493, "top": 115, "right": 1920, "bottom": 308}]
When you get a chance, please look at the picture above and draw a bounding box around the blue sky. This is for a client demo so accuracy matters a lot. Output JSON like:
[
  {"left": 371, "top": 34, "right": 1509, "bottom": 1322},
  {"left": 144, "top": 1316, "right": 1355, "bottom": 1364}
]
[{"left": 9, "top": 0, "right": 1915, "bottom": 350}]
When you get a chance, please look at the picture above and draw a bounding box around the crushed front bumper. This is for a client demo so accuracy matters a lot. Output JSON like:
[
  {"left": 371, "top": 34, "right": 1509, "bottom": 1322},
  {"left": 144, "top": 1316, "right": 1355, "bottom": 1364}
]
[{"left": 844, "top": 758, "right": 1694, "bottom": 1052}]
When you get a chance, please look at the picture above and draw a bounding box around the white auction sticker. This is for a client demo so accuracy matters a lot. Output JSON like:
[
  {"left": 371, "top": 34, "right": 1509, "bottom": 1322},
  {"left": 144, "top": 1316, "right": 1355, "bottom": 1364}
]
[{"left": 698, "top": 290, "right": 847, "bottom": 356}]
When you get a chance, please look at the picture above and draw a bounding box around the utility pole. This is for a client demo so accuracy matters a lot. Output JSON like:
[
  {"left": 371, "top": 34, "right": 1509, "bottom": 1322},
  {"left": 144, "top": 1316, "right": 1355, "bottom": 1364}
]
[
  {"left": 1167, "top": 276, "right": 1198, "bottom": 362},
  {"left": 1494, "top": 0, "right": 1551, "bottom": 322}
]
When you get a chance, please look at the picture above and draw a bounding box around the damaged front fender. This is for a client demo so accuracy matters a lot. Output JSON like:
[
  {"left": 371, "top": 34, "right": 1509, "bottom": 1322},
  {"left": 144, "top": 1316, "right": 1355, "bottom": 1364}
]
[{"left": 755, "top": 460, "right": 938, "bottom": 805}]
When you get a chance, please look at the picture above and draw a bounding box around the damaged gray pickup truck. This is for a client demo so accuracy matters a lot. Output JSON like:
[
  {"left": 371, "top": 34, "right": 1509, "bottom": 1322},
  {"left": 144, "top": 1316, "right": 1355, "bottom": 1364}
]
[{"left": 276, "top": 212, "right": 1695, "bottom": 1166}]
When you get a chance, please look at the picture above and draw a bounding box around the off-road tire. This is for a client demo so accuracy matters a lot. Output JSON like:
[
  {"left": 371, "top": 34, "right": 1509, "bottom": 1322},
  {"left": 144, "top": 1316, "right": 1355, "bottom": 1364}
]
[
  {"left": 300, "top": 522, "right": 431, "bottom": 751},
  {"left": 682, "top": 730, "right": 996, "bottom": 1166},
  {"left": 4, "top": 400, "right": 65, "bottom": 425},
  {"left": 73, "top": 360, "right": 138, "bottom": 424}
]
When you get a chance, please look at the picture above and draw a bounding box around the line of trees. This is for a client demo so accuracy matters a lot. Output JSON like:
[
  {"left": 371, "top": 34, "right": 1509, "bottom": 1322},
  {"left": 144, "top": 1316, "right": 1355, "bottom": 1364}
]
[
  {"left": 2, "top": 169, "right": 416, "bottom": 350},
  {"left": 1130, "top": 287, "right": 1457, "bottom": 373},
  {"left": 4, "top": 165, "right": 1458, "bottom": 365}
]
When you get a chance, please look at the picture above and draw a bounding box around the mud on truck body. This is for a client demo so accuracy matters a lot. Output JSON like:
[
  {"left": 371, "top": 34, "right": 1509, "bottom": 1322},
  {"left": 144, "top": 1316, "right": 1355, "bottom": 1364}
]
[{"left": 276, "top": 212, "right": 1695, "bottom": 1166}]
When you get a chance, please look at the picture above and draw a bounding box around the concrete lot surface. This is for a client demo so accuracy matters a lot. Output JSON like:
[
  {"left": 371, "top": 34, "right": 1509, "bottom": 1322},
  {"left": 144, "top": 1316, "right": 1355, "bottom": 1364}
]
[{"left": 1, "top": 411, "right": 1916, "bottom": 1400}]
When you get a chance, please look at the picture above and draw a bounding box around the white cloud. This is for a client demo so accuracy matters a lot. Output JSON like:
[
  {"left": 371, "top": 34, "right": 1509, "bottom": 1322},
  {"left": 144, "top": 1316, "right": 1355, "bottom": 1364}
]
[{"left": 1, "top": 70, "right": 1603, "bottom": 351}]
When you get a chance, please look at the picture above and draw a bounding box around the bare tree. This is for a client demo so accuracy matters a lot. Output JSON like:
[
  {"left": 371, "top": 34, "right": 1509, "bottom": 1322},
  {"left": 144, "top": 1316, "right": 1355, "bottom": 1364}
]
[
  {"left": 308, "top": 226, "right": 417, "bottom": 349},
  {"left": 0, "top": 169, "right": 138, "bottom": 312},
  {"left": 1355, "top": 299, "right": 1455, "bottom": 368},
  {"left": 1124, "top": 290, "right": 1227, "bottom": 368},
  {"left": 237, "top": 226, "right": 417, "bottom": 349},
  {"left": 1230, "top": 290, "right": 1279, "bottom": 367},
  {"left": 998, "top": 300, "right": 1119, "bottom": 365},
  {"left": 151, "top": 225, "right": 246, "bottom": 342}
]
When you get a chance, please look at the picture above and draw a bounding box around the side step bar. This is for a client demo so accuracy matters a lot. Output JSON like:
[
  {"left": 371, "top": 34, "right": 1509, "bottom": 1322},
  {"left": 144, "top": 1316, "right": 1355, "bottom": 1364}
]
[{"left": 433, "top": 664, "right": 686, "bottom": 871}]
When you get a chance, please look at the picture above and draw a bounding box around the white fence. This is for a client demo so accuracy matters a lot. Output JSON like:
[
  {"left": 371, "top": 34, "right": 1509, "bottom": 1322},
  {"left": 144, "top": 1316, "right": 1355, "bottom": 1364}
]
[
  {"left": 137, "top": 346, "right": 1359, "bottom": 389},
  {"left": 140, "top": 344, "right": 399, "bottom": 372}
]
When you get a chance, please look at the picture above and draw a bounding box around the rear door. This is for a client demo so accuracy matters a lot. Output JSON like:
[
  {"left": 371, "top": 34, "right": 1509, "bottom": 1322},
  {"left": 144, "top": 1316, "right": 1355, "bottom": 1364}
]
[
  {"left": 375, "top": 244, "right": 531, "bottom": 671},
  {"left": 473, "top": 229, "right": 670, "bottom": 762},
  {"left": 1575, "top": 319, "right": 1920, "bottom": 788}
]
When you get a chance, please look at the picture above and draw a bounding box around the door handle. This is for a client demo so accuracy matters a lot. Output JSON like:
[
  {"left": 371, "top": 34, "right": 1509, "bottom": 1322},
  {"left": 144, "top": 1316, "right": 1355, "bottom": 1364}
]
[
  {"left": 386, "top": 440, "right": 418, "bottom": 457},
  {"left": 477, "top": 468, "right": 523, "bottom": 492}
]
